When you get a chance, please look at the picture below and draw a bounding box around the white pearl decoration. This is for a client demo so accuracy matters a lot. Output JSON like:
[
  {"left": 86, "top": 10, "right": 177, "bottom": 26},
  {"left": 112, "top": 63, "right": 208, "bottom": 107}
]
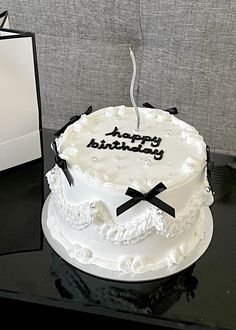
[
  {"left": 165, "top": 130, "right": 172, "bottom": 136},
  {"left": 144, "top": 159, "right": 151, "bottom": 168},
  {"left": 91, "top": 156, "right": 98, "bottom": 163},
  {"left": 90, "top": 202, "right": 96, "bottom": 209}
]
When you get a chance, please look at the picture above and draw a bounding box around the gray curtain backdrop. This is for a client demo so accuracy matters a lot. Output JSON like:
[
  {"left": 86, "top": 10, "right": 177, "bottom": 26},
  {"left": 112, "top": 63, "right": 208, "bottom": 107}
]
[{"left": 1, "top": 1, "right": 235, "bottom": 155}]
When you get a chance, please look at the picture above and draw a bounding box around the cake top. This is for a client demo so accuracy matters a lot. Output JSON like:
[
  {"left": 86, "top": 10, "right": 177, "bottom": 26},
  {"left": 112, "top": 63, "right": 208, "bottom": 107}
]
[{"left": 56, "top": 105, "right": 206, "bottom": 191}]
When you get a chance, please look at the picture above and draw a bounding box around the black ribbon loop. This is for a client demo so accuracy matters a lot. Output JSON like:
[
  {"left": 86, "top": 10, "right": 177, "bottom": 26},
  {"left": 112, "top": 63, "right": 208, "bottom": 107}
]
[
  {"left": 142, "top": 102, "right": 178, "bottom": 115},
  {"left": 117, "top": 182, "right": 175, "bottom": 218},
  {"left": 51, "top": 141, "right": 74, "bottom": 186},
  {"left": 206, "top": 145, "right": 214, "bottom": 191},
  {"left": 54, "top": 106, "right": 93, "bottom": 137},
  {"left": 0, "top": 11, "right": 8, "bottom": 28}
]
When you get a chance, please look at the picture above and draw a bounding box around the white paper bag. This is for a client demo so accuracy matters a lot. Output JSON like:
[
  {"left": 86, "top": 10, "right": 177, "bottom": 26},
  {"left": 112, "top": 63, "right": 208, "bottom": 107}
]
[{"left": 0, "top": 11, "right": 42, "bottom": 171}]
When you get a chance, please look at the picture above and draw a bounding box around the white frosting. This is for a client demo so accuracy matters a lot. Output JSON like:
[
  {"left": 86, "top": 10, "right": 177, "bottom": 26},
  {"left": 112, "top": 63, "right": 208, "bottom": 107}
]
[
  {"left": 57, "top": 106, "right": 206, "bottom": 191},
  {"left": 47, "top": 193, "right": 206, "bottom": 273},
  {"left": 46, "top": 106, "right": 213, "bottom": 274}
]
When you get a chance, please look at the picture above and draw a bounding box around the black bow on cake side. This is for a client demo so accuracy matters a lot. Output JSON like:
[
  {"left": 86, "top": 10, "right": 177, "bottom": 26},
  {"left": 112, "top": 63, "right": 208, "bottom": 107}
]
[
  {"left": 206, "top": 145, "right": 214, "bottom": 192},
  {"left": 142, "top": 102, "right": 178, "bottom": 115},
  {"left": 117, "top": 182, "right": 175, "bottom": 218},
  {"left": 51, "top": 140, "right": 74, "bottom": 186},
  {"left": 54, "top": 106, "right": 93, "bottom": 137}
]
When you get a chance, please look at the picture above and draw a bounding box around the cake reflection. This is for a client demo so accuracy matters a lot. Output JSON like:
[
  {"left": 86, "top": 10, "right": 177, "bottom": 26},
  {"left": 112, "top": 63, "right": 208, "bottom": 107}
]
[{"left": 51, "top": 253, "right": 198, "bottom": 315}]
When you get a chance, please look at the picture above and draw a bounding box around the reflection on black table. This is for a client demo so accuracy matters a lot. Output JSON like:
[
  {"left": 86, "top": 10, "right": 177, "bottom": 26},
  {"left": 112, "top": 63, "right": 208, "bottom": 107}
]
[
  {"left": 0, "top": 159, "right": 43, "bottom": 255},
  {"left": 51, "top": 252, "right": 198, "bottom": 316}
]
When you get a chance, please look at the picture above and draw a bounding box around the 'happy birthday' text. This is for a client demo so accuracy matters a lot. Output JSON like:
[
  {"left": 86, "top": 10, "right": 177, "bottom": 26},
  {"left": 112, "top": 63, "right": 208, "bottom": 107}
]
[{"left": 86, "top": 127, "right": 164, "bottom": 160}]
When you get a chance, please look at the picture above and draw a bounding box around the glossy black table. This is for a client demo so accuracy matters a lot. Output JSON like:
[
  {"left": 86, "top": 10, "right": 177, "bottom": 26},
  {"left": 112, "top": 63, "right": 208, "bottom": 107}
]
[{"left": 0, "top": 129, "right": 235, "bottom": 329}]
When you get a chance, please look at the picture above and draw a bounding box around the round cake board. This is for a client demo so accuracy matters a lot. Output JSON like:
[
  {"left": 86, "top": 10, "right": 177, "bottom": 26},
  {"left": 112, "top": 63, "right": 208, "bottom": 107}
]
[{"left": 42, "top": 194, "right": 214, "bottom": 282}]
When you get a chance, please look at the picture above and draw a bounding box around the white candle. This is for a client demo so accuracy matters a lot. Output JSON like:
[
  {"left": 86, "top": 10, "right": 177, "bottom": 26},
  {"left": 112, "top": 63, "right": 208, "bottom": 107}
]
[{"left": 129, "top": 47, "right": 140, "bottom": 131}]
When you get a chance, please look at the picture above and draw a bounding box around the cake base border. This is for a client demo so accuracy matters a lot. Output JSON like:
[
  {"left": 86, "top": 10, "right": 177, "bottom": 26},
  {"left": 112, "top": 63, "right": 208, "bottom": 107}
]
[{"left": 42, "top": 194, "right": 214, "bottom": 282}]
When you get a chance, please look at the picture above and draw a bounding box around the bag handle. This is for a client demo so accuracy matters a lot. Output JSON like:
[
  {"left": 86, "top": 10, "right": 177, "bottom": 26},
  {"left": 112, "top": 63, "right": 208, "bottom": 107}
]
[{"left": 0, "top": 11, "right": 9, "bottom": 28}]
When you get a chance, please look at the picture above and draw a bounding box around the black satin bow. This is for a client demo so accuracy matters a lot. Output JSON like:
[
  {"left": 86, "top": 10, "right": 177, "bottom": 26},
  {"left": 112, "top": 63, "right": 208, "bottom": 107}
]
[
  {"left": 51, "top": 141, "right": 74, "bottom": 186},
  {"left": 54, "top": 106, "right": 93, "bottom": 137},
  {"left": 142, "top": 102, "right": 178, "bottom": 115},
  {"left": 117, "top": 182, "right": 175, "bottom": 218},
  {"left": 0, "top": 10, "right": 8, "bottom": 28},
  {"left": 206, "top": 145, "right": 214, "bottom": 191}
]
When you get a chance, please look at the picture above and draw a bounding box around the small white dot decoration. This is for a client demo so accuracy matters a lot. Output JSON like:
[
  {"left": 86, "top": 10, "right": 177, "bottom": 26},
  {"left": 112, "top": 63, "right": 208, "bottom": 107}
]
[
  {"left": 146, "top": 109, "right": 157, "bottom": 119},
  {"left": 70, "top": 148, "right": 77, "bottom": 157},
  {"left": 73, "top": 123, "right": 83, "bottom": 133},
  {"left": 91, "top": 156, "right": 98, "bottom": 163},
  {"left": 165, "top": 130, "right": 172, "bottom": 136},
  {"left": 105, "top": 107, "right": 114, "bottom": 117},
  {"left": 117, "top": 105, "right": 126, "bottom": 116},
  {"left": 206, "top": 187, "right": 211, "bottom": 193},
  {"left": 182, "top": 163, "right": 193, "bottom": 174},
  {"left": 115, "top": 155, "right": 120, "bottom": 161},
  {"left": 144, "top": 159, "right": 151, "bottom": 168},
  {"left": 186, "top": 156, "right": 198, "bottom": 165},
  {"left": 94, "top": 118, "right": 99, "bottom": 123},
  {"left": 90, "top": 202, "right": 96, "bottom": 209},
  {"left": 64, "top": 147, "right": 77, "bottom": 157},
  {"left": 80, "top": 114, "right": 88, "bottom": 124},
  {"left": 157, "top": 114, "right": 163, "bottom": 122}
]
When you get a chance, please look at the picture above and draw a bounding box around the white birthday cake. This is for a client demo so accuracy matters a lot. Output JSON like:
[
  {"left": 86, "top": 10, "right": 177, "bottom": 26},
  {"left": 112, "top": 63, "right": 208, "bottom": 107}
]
[{"left": 46, "top": 105, "right": 214, "bottom": 274}]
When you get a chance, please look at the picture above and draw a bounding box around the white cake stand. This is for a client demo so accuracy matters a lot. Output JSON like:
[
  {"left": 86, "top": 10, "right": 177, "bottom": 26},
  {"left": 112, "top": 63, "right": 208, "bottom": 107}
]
[{"left": 42, "top": 194, "right": 214, "bottom": 282}]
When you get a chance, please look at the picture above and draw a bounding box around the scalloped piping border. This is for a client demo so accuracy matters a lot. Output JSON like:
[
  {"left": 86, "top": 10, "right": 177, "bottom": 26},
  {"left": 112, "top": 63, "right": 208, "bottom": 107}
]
[
  {"left": 47, "top": 196, "right": 206, "bottom": 274},
  {"left": 46, "top": 165, "right": 213, "bottom": 245}
]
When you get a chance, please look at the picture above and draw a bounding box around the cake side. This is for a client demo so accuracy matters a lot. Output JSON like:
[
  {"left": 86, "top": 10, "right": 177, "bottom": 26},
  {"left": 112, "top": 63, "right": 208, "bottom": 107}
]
[{"left": 46, "top": 170, "right": 210, "bottom": 273}]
